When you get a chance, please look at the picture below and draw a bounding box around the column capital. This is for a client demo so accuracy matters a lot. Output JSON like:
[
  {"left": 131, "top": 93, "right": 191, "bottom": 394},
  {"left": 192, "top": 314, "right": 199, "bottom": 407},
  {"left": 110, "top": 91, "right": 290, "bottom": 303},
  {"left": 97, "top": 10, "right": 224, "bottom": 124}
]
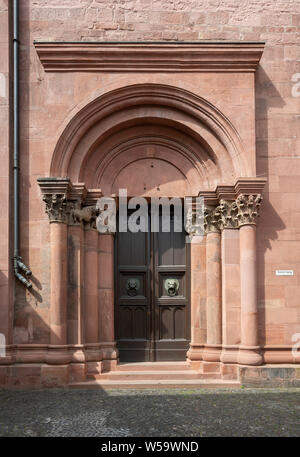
[
  {"left": 42, "top": 193, "right": 69, "bottom": 223},
  {"left": 236, "top": 194, "right": 263, "bottom": 227},
  {"left": 219, "top": 199, "right": 239, "bottom": 230},
  {"left": 204, "top": 205, "right": 221, "bottom": 234},
  {"left": 38, "top": 177, "right": 72, "bottom": 224},
  {"left": 185, "top": 206, "right": 204, "bottom": 239}
]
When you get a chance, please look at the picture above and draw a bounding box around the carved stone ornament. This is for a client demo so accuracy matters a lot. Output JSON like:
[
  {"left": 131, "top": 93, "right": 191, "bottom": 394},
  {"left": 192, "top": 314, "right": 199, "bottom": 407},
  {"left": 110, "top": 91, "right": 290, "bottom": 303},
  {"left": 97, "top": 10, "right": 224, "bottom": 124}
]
[
  {"left": 185, "top": 207, "right": 204, "bottom": 239},
  {"left": 43, "top": 194, "right": 68, "bottom": 223},
  {"left": 69, "top": 204, "right": 99, "bottom": 229},
  {"left": 204, "top": 205, "right": 221, "bottom": 233},
  {"left": 218, "top": 199, "right": 239, "bottom": 230},
  {"left": 236, "top": 194, "right": 263, "bottom": 226}
]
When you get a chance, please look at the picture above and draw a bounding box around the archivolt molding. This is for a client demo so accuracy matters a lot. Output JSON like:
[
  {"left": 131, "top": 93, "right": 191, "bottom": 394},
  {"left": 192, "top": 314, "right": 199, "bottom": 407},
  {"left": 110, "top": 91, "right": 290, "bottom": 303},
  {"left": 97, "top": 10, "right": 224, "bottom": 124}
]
[
  {"left": 82, "top": 127, "right": 214, "bottom": 192},
  {"left": 50, "top": 84, "right": 249, "bottom": 186}
]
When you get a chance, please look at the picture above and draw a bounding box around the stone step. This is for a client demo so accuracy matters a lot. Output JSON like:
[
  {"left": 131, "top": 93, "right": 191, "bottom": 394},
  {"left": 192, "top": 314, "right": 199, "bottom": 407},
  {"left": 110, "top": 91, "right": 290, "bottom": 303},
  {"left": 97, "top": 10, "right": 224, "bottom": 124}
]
[
  {"left": 97, "top": 370, "right": 221, "bottom": 381},
  {"left": 70, "top": 379, "right": 241, "bottom": 390},
  {"left": 115, "top": 362, "right": 191, "bottom": 372}
]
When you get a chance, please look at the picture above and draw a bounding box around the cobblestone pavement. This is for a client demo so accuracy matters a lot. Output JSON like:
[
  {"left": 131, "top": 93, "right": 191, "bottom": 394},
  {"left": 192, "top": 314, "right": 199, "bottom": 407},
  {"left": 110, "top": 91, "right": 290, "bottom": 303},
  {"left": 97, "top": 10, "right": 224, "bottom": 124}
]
[{"left": 0, "top": 388, "right": 300, "bottom": 437}]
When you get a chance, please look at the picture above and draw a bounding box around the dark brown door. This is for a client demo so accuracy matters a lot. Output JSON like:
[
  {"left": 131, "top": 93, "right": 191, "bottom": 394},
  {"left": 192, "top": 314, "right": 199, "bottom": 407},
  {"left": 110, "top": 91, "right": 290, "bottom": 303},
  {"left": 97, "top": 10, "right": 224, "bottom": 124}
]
[{"left": 115, "top": 210, "right": 190, "bottom": 362}]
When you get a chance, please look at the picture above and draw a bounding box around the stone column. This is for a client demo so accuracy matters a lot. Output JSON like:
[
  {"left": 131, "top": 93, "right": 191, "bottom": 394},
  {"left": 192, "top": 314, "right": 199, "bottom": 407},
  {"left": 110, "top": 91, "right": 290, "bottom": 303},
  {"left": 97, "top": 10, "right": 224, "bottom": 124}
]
[
  {"left": 187, "top": 235, "right": 207, "bottom": 366},
  {"left": 184, "top": 204, "right": 207, "bottom": 367},
  {"left": 203, "top": 206, "right": 222, "bottom": 362},
  {"left": 219, "top": 199, "right": 240, "bottom": 366},
  {"left": 43, "top": 193, "right": 69, "bottom": 347},
  {"left": 38, "top": 179, "right": 73, "bottom": 372},
  {"left": 84, "top": 227, "right": 99, "bottom": 344},
  {"left": 67, "top": 223, "right": 84, "bottom": 346},
  {"left": 67, "top": 218, "right": 86, "bottom": 381},
  {"left": 67, "top": 201, "right": 101, "bottom": 377},
  {"left": 236, "top": 194, "right": 263, "bottom": 366},
  {"left": 98, "top": 232, "right": 118, "bottom": 368}
]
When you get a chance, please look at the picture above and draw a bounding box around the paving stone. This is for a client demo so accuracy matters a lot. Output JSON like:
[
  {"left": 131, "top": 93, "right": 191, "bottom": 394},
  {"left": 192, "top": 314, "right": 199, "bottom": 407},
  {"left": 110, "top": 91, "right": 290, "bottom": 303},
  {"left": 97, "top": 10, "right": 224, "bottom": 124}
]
[{"left": 0, "top": 388, "right": 300, "bottom": 437}]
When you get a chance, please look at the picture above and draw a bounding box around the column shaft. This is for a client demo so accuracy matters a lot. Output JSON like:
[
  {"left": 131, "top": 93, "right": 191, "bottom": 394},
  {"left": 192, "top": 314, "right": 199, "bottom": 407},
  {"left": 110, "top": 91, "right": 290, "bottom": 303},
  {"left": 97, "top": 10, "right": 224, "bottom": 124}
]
[
  {"left": 206, "top": 231, "right": 222, "bottom": 345},
  {"left": 187, "top": 236, "right": 207, "bottom": 364},
  {"left": 67, "top": 225, "right": 84, "bottom": 345},
  {"left": 98, "top": 234, "right": 115, "bottom": 343},
  {"left": 84, "top": 229, "right": 99, "bottom": 344},
  {"left": 50, "top": 222, "right": 68, "bottom": 345},
  {"left": 220, "top": 228, "right": 240, "bottom": 364},
  {"left": 238, "top": 224, "right": 262, "bottom": 365},
  {"left": 240, "top": 224, "right": 258, "bottom": 346}
]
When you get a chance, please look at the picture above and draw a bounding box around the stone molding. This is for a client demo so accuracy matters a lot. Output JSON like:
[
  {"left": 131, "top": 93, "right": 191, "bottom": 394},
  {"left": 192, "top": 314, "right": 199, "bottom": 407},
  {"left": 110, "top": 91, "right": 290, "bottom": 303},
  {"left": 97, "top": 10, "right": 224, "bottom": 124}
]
[
  {"left": 38, "top": 177, "right": 265, "bottom": 229},
  {"left": 34, "top": 41, "right": 264, "bottom": 73},
  {"left": 199, "top": 177, "right": 267, "bottom": 206}
]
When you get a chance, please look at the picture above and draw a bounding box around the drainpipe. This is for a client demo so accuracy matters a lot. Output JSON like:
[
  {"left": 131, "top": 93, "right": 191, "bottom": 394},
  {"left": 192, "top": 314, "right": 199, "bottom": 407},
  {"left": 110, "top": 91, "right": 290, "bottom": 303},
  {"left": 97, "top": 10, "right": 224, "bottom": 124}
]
[{"left": 13, "top": 0, "right": 32, "bottom": 288}]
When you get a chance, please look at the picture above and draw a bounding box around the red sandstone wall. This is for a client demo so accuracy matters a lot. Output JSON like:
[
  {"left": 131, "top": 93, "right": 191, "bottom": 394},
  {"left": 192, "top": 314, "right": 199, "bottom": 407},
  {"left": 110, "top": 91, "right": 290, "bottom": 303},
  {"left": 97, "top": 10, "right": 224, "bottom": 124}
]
[
  {"left": 0, "top": 0, "right": 12, "bottom": 345},
  {"left": 11, "top": 1, "right": 300, "bottom": 347}
]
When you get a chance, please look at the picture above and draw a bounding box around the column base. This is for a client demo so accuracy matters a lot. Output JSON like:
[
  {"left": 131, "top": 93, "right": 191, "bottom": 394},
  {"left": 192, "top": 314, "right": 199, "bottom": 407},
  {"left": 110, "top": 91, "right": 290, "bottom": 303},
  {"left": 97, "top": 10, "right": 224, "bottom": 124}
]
[
  {"left": 46, "top": 346, "right": 72, "bottom": 365},
  {"left": 237, "top": 345, "right": 263, "bottom": 366},
  {"left": 202, "top": 344, "right": 222, "bottom": 362},
  {"left": 84, "top": 343, "right": 102, "bottom": 362},
  {"left": 220, "top": 345, "right": 239, "bottom": 364},
  {"left": 186, "top": 344, "right": 204, "bottom": 364}
]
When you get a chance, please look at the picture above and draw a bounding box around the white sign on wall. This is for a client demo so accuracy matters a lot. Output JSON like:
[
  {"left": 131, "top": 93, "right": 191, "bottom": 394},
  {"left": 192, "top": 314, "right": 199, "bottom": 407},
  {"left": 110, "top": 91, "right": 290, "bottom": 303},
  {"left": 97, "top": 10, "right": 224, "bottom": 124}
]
[{"left": 276, "top": 270, "right": 294, "bottom": 276}]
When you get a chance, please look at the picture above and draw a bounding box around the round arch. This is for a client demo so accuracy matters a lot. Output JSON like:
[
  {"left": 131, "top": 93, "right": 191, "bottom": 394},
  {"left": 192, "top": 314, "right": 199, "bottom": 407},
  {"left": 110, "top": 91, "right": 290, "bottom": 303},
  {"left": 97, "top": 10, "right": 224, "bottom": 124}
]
[{"left": 50, "top": 83, "right": 249, "bottom": 195}]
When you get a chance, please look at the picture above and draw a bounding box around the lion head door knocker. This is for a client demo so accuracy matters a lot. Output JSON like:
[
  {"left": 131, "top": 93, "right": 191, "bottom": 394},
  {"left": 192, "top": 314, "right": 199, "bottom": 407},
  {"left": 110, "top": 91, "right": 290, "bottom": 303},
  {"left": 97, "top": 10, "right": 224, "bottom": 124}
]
[
  {"left": 126, "top": 278, "right": 140, "bottom": 296},
  {"left": 164, "top": 278, "right": 180, "bottom": 297}
]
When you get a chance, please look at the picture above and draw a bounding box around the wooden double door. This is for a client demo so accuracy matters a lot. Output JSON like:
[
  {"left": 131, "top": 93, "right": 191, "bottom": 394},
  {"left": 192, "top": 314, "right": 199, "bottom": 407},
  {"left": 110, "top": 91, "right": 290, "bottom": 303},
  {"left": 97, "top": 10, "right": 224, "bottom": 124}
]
[{"left": 115, "top": 211, "right": 190, "bottom": 362}]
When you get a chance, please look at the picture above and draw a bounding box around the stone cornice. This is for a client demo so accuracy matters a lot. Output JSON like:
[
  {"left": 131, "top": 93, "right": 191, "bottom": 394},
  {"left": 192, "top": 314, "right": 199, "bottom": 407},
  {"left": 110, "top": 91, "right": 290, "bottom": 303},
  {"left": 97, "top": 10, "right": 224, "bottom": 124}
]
[
  {"left": 34, "top": 41, "right": 264, "bottom": 73},
  {"left": 199, "top": 177, "right": 267, "bottom": 206},
  {"left": 37, "top": 177, "right": 71, "bottom": 197}
]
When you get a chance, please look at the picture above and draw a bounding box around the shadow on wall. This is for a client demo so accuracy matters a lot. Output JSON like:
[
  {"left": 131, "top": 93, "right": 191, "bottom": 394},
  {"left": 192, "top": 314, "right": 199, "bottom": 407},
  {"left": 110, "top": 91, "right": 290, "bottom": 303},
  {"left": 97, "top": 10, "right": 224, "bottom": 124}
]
[
  {"left": 13, "top": 4, "right": 50, "bottom": 345},
  {"left": 255, "top": 65, "right": 286, "bottom": 345},
  {"left": 13, "top": 274, "right": 50, "bottom": 344}
]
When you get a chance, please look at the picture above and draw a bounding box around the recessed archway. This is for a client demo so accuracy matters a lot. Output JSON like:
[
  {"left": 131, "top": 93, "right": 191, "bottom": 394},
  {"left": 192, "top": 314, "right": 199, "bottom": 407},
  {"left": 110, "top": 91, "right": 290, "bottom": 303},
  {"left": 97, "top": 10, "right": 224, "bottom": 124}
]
[{"left": 50, "top": 83, "right": 249, "bottom": 196}]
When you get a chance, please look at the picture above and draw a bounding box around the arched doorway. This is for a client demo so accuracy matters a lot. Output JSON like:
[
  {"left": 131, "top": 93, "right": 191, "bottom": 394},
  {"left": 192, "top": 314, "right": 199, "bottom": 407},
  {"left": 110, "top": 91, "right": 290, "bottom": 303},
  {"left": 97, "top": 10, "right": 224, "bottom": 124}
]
[{"left": 37, "top": 82, "right": 265, "bottom": 380}]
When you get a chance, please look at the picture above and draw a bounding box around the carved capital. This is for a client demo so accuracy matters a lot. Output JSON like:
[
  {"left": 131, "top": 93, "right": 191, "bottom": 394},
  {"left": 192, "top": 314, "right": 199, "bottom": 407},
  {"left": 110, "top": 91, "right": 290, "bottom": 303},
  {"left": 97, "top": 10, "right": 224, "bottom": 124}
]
[
  {"left": 185, "top": 207, "right": 204, "bottom": 239},
  {"left": 204, "top": 205, "right": 221, "bottom": 233},
  {"left": 236, "top": 194, "right": 263, "bottom": 226},
  {"left": 43, "top": 194, "right": 68, "bottom": 223},
  {"left": 219, "top": 199, "right": 239, "bottom": 230},
  {"left": 69, "top": 204, "right": 99, "bottom": 230}
]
